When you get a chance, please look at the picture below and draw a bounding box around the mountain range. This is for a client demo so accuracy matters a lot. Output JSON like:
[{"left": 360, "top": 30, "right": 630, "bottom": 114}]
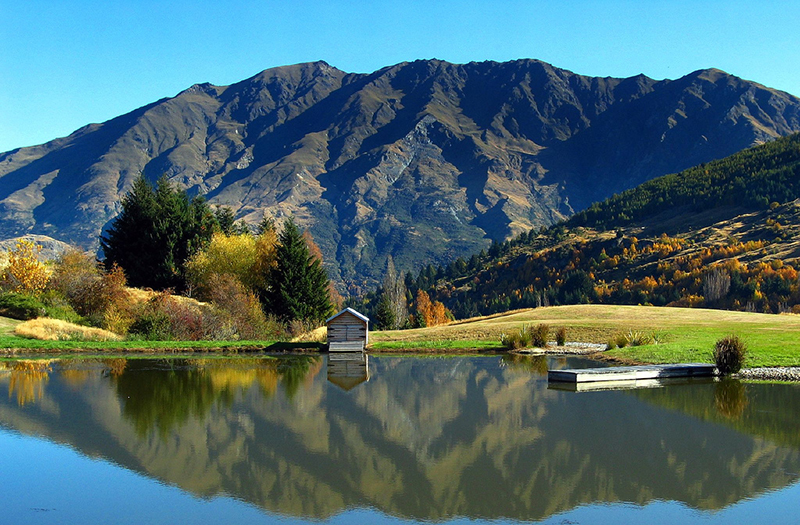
[{"left": 2, "top": 59, "right": 800, "bottom": 293}]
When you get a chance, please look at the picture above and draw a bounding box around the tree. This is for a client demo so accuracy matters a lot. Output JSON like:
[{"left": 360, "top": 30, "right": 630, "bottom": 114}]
[
  {"left": 377, "top": 256, "right": 407, "bottom": 329},
  {"left": 267, "top": 218, "right": 333, "bottom": 325},
  {"left": 213, "top": 206, "right": 250, "bottom": 236},
  {"left": 100, "top": 175, "right": 216, "bottom": 291},
  {"left": 1, "top": 238, "right": 50, "bottom": 295}
]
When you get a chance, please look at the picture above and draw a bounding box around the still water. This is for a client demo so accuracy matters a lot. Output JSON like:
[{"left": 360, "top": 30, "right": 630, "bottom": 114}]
[{"left": 1, "top": 354, "right": 799, "bottom": 524}]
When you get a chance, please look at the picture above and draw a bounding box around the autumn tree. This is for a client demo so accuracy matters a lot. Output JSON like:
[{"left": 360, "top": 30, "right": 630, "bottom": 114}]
[{"left": 1, "top": 238, "right": 50, "bottom": 295}]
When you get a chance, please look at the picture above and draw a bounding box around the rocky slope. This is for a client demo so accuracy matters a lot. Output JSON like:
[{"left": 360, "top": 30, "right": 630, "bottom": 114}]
[{"left": 2, "top": 59, "right": 799, "bottom": 292}]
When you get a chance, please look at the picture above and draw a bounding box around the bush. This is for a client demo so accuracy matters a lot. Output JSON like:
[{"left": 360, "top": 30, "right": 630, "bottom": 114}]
[
  {"left": 501, "top": 324, "right": 549, "bottom": 350},
  {"left": 555, "top": 326, "right": 567, "bottom": 346},
  {"left": 0, "top": 292, "right": 47, "bottom": 320},
  {"left": 205, "top": 274, "right": 283, "bottom": 340},
  {"left": 712, "top": 335, "right": 747, "bottom": 375},
  {"left": 530, "top": 324, "right": 550, "bottom": 348}
]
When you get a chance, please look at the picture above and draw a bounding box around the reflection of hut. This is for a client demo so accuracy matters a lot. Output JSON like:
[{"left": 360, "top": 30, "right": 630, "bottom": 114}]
[
  {"left": 327, "top": 353, "right": 369, "bottom": 390},
  {"left": 326, "top": 308, "right": 369, "bottom": 352}
]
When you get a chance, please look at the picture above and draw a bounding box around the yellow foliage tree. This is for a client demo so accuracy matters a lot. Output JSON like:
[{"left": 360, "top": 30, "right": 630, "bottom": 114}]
[
  {"left": 185, "top": 231, "right": 277, "bottom": 299},
  {"left": 1, "top": 239, "right": 50, "bottom": 295}
]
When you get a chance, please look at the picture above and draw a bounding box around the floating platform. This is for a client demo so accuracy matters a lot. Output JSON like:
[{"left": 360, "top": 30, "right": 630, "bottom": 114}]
[
  {"left": 548, "top": 363, "right": 716, "bottom": 384},
  {"left": 548, "top": 376, "right": 716, "bottom": 392}
]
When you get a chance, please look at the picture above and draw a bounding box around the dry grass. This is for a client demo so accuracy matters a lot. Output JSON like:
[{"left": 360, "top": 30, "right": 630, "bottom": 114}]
[
  {"left": 291, "top": 326, "right": 327, "bottom": 343},
  {"left": 14, "top": 318, "right": 122, "bottom": 342},
  {"left": 371, "top": 304, "right": 800, "bottom": 344}
]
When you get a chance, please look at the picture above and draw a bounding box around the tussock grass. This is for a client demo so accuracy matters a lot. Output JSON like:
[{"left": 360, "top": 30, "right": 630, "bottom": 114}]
[
  {"left": 14, "top": 318, "right": 122, "bottom": 342},
  {"left": 713, "top": 335, "right": 748, "bottom": 375}
]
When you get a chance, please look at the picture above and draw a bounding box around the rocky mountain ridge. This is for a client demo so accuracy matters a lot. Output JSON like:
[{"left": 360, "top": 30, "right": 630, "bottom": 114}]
[{"left": 2, "top": 59, "right": 799, "bottom": 293}]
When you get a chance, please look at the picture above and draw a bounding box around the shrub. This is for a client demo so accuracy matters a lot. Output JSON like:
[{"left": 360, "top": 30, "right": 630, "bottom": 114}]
[
  {"left": 712, "top": 335, "right": 747, "bottom": 375},
  {"left": 530, "top": 324, "right": 550, "bottom": 347},
  {"left": 1, "top": 239, "right": 50, "bottom": 295},
  {"left": 555, "top": 326, "right": 567, "bottom": 346},
  {"left": 501, "top": 326, "right": 530, "bottom": 350},
  {"left": 501, "top": 324, "right": 550, "bottom": 350},
  {"left": 205, "top": 274, "right": 282, "bottom": 340},
  {"left": 0, "top": 292, "right": 47, "bottom": 320}
]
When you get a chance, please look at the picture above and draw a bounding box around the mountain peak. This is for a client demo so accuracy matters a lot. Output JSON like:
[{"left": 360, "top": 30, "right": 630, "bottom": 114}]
[{"left": 2, "top": 59, "right": 800, "bottom": 292}]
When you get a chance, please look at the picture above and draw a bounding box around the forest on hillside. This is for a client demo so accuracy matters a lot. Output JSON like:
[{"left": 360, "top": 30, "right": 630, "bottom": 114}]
[{"left": 352, "top": 134, "right": 800, "bottom": 324}]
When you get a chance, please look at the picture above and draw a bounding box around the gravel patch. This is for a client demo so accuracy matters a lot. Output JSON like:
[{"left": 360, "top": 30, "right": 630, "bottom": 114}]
[
  {"left": 516, "top": 342, "right": 607, "bottom": 355},
  {"left": 737, "top": 367, "right": 800, "bottom": 381}
]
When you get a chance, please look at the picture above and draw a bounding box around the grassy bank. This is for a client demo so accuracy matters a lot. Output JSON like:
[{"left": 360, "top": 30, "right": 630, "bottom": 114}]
[
  {"left": 4, "top": 305, "right": 800, "bottom": 367},
  {"left": 370, "top": 305, "right": 800, "bottom": 367}
]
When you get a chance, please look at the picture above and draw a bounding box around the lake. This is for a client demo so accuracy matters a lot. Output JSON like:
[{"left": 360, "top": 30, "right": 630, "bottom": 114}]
[{"left": 1, "top": 354, "right": 799, "bottom": 524}]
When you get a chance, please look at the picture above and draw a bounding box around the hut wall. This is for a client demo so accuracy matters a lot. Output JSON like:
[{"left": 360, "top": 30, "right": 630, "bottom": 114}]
[{"left": 327, "top": 312, "right": 369, "bottom": 345}]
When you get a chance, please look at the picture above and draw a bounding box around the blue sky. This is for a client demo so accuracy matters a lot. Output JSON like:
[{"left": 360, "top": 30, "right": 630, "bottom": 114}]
[{"left": 1, "top": 0, "right": 799, "bottom": 153}]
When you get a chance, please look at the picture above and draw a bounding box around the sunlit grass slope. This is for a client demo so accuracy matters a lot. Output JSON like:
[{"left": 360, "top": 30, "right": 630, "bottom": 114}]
[{"left": 371, "top": 304, "right": 800, "bottom": 367}]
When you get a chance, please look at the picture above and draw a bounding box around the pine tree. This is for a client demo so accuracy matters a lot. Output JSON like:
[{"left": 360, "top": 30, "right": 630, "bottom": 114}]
[
  {"left": 374, "top": 293, "right": 396, "bottom": 330},
  {"left": 268, "top": 218, "right": 333, "bottom": 325},
  {"left": 100, "top": 175, "right": 215, "bottom": 291}
]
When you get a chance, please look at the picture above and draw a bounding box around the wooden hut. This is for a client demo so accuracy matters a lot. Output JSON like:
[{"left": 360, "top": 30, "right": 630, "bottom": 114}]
[{"left": 326, "top": 308, "right": 369, "bottom": 352}]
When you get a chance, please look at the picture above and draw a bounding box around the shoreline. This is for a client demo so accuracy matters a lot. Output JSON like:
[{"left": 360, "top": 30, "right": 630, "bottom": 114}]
[{"left": 2, "top": 340, "right": 799, "bottom": 381}]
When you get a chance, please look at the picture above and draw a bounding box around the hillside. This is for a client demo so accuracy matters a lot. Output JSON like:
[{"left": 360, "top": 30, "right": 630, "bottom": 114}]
[
  {"left": 406, "top": 134, "right": 800, "bottom": 317},
  {"left": 2, "top": 60, "right": 800, "bottom": 292}
]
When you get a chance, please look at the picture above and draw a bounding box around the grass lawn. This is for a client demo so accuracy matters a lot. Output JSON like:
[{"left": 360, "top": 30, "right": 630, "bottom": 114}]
[
  {"left": 4, "top": 305, "right": 800, "bottom": 367},
  {"left": 371, "top": 304, "right": 800, "bottom": 367}
]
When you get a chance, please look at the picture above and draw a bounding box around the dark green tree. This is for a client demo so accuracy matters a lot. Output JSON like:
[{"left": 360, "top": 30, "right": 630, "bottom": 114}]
[
  {"left": 101, "top": 175, "right": 216, "bottom": 291},
  {"left": 374, "top": 293, "right": 396, "bottom": 330},
  {"left": 267, "top": 218, "right": 333, "bottom": 325},
  {"left": 214, "top": 206, "right": 250, "bottom": 235}
]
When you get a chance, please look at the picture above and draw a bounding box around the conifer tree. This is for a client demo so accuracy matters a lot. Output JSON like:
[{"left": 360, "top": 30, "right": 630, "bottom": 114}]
[
  {"left": 267, "top": 218, "right": 333, "bottom": 325},
  {"left": 101, "top": 175, "right": 215, "bottom": 291}
]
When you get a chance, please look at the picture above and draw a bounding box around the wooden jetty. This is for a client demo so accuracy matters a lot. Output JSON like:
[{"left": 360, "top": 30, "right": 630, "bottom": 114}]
[
  {"left": 548, "top": 363, "right": 716, "bottom": 384},
  {"left": 548, "top": 376, "right": 716, "bottom": 392}
]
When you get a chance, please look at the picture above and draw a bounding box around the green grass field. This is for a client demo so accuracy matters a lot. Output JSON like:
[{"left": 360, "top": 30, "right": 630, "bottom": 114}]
[
  {"left": 4, "top": 305, "right": 800, "bottom": 367},
  {"left": 370, "top": 305, "right": 800, "bottom": 367}
]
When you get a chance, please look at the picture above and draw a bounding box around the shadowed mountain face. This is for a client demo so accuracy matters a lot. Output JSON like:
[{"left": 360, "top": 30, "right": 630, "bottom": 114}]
[
  {"left": 0, "top": 356, "right": 799, "bottom": 522},
  {"left": 2, "top": 60, "right": 799, "bottom": 291}
]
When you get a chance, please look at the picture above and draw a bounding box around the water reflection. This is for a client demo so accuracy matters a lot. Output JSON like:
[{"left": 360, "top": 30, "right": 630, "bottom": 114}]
[
  {"left": 715, "top": 378, "right": 748, "bottom": 419},
  {"left": 327, "top": 352, "right": 369, "bottom": 390},
  {"left": 0, "top": 355, "right": 798, "bottom": 522}
]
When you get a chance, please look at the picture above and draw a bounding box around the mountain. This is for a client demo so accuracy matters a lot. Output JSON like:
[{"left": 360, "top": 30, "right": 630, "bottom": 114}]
[
  {"left": 408, "top": 134, "right": 800, "bottom": 318},
  {"left": 2, "top": 59, "right": 800, "bottom": 293}
]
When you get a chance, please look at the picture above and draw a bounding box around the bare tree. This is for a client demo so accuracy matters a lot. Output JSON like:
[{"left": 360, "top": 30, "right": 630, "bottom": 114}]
[
  {"left": 703, "top": 268, "right": 731, "bottom": 304},
  {"left": 382, "top": 256, "right": 408, "bottom": 329}
]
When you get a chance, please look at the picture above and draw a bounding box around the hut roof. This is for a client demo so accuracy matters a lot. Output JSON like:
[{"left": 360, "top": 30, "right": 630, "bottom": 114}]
[{"left": 326, "top": 307, "right": 369, "bottom": 324}]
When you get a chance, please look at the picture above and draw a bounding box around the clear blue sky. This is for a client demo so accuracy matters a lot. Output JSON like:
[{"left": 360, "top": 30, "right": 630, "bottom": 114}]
[{"left": 2, "top": 0, "right": 799, "bottom": 153}]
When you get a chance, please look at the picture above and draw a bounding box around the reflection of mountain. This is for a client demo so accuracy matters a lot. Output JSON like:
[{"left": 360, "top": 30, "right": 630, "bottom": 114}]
[{"left": 0, "top": 356, "right": 798, "bottom": 521}]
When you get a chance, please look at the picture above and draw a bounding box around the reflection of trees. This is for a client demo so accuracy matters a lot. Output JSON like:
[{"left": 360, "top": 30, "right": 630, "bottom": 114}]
[
  {"left": 112, "top": 356, "right": 322, "bottom": 437},
  {"left": 715, "top": 379, "right": 748, "bottom": 419},
  {"left": 113, "top": 359, "right": 229, "bottom": 438},
  {"left": 2, "top": 356, "right": 800, "bottom": 523},
  {"left": 501, "top": 354, "right": 549, "bottom": 375},
  {"left": 2, "top": 360, "right": 53, "bottom": 406}
]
